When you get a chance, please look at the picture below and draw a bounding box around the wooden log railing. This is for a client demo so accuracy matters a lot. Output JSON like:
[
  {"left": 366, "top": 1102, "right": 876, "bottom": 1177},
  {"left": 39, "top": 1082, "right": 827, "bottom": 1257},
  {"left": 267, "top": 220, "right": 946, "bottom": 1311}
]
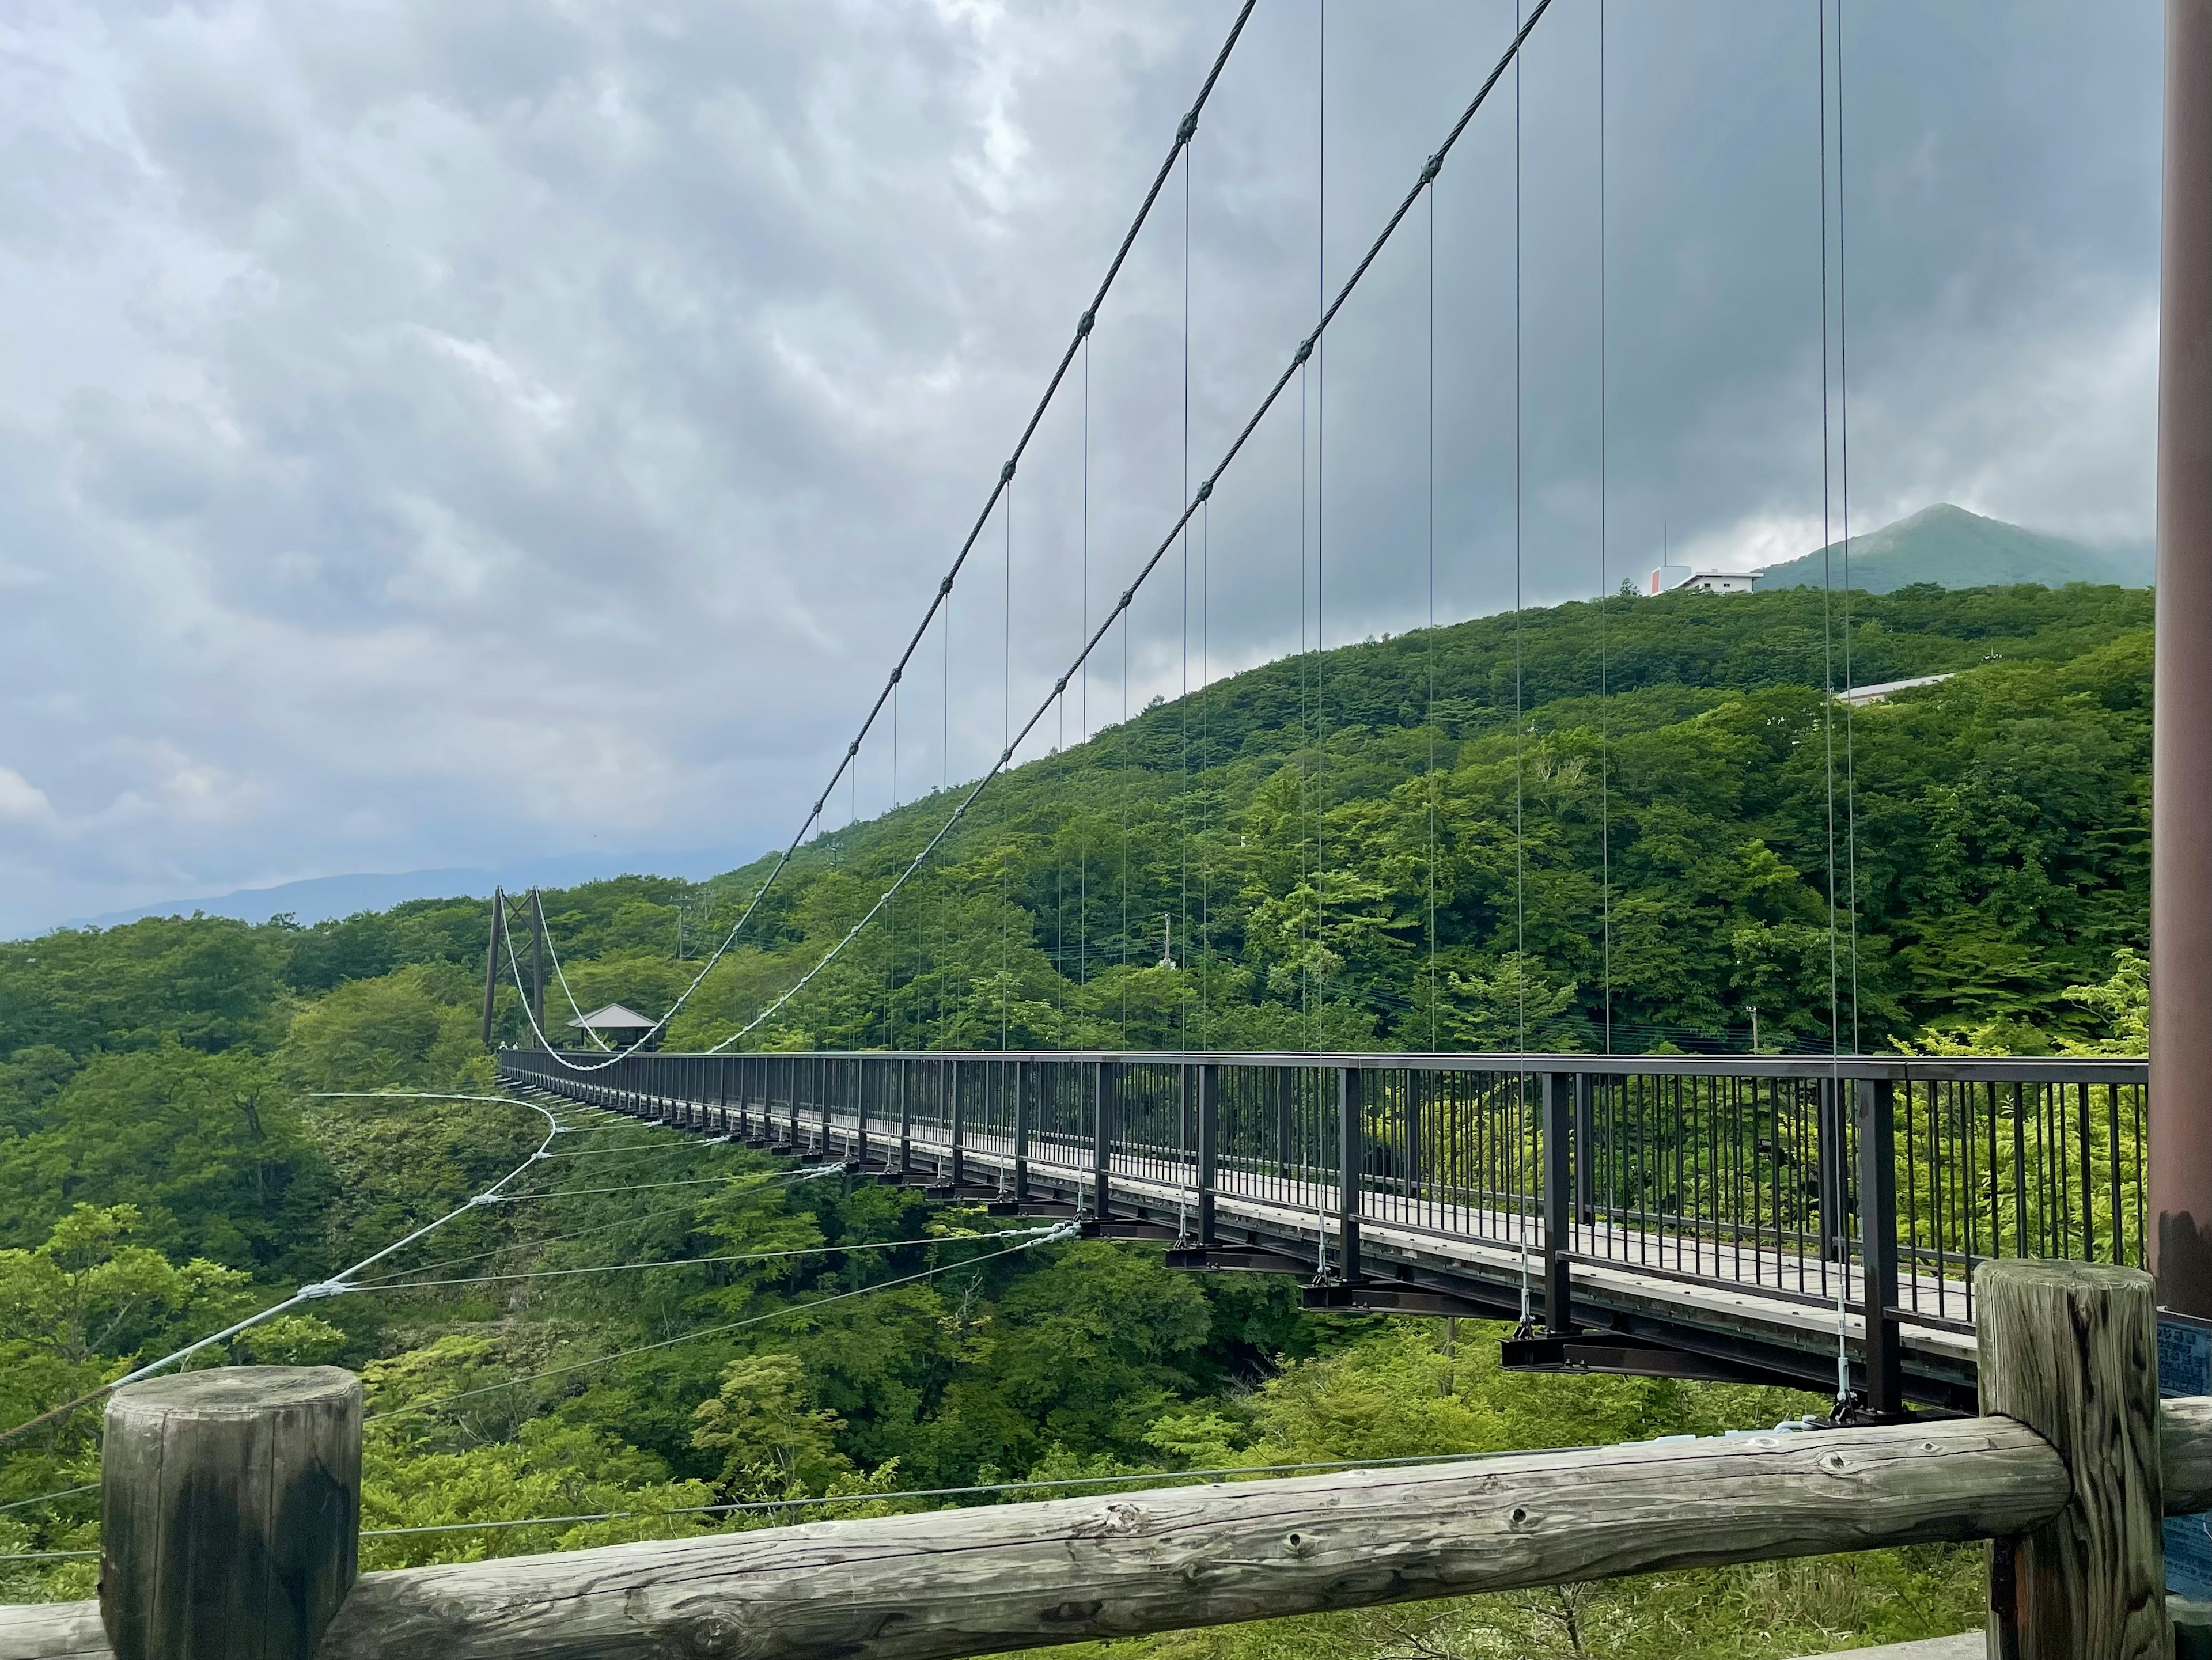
[{"left": 0, "top": 1261, "right": 2198, "bottom": 1660}]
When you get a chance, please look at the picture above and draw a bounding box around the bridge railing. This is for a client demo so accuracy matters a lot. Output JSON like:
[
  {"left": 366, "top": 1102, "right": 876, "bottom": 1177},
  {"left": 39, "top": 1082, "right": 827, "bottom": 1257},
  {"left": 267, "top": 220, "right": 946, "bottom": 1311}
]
[{"left": 498, "top": 1048, "right": 2145, "bottom": 1408}]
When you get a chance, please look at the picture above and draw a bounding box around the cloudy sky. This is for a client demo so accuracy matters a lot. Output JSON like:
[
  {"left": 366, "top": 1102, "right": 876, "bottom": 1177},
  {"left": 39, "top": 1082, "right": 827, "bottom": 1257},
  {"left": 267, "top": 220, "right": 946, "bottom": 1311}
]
[{"left": 0, "top": 0, "right": 2164, "bottom": 934}]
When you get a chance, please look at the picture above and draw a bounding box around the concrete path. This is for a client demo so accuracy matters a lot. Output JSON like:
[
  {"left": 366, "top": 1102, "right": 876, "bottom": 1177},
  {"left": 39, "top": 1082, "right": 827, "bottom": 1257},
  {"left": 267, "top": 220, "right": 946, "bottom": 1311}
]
[{"left": 1787, "top": 1638, "right": 1978, "bottom": 1660}]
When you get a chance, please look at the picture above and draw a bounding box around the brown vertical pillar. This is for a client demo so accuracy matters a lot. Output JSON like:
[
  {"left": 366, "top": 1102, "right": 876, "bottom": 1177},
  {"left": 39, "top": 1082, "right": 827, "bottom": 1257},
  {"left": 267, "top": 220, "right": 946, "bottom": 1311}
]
[{"left": 2153, "top": 0, "right": 2212, "bottom": 1318}]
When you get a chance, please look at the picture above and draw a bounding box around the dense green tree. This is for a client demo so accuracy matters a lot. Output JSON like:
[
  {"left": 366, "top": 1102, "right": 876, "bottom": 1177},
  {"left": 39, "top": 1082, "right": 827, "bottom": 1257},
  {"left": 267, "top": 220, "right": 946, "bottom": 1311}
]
[
  {"left": 0, "top": 582, "right": 2150, "bottom": 1652},
  {"left": 0, "top": 1045, "right": 325, "bottom": 1271}
]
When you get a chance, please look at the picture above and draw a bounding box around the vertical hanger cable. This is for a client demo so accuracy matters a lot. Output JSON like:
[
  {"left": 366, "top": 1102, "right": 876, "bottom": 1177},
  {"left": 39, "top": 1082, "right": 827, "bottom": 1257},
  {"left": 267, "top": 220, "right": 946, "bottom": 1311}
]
[
  {"left": 1315, "top": 0, "right": 1329, "bottom": 1053},
  {"left": 1426, "top": 166, "right": 1438, "bottom": 1054},
  {"left": 1816, "top": 0, "right": 1851, "bottom": 1404},
  {"left": 1838, "top": 0, "right": 1861, "bottom": 1053},
  {"left": 1599, "top": 0, "right": 1612, "bottom": 1057},
  {"left": 1181, "top": 134, "right": 1193, "bottom": 1051},
  {"left": 1513, "top": 0, "right": 1531, "bottom": 1333}
]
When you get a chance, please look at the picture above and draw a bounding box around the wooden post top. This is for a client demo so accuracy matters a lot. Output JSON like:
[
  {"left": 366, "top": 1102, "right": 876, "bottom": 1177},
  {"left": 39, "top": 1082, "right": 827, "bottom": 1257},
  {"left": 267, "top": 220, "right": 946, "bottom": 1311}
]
[
  {"left": 1976, "top": 1259, "right": 2156, "bottom": 1294},
  {"left": 108, "top": 1367, "right": 359, "bottom": 1419},
  {"left": 1975, "top": 1255, "right": 2165, "bottom": 1659},
  {"left": 101, "top": 1366, "right": 362, "bottom": 1660}
]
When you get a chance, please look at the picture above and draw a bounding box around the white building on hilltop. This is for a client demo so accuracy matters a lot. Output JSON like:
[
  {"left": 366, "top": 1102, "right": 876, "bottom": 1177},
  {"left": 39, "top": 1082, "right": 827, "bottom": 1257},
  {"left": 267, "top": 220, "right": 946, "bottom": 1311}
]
[{"left": 1649, "top": 563, "right": 1758, "bottom": 596}]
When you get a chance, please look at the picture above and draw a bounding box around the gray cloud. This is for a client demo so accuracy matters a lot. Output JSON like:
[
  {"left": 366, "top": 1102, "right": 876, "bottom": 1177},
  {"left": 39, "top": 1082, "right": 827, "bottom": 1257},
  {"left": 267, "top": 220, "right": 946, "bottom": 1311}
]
[{"left": 0, "top": 0, "right": 2163, "bottom": 934}]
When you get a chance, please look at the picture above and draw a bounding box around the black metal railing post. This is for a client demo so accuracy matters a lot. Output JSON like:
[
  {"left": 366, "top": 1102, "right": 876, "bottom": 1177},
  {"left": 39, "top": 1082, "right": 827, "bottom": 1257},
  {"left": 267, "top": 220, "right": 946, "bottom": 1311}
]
[
  {"left": 1856, "top": 1076, "right": 1903, "bottom": 1415},
  {"left": 1574, "top": 1071, "right": 1596, "bottom": 1225},
  {"left": 1196, "top": 1063, "right": 1218, "bottom": 1246},
  {"left": 1338, "top": 1067, "right": 1362, "bottom": 1284},
  {"left": 1014, "top": 1059, "right": 1032, "bottom": 1202},
  {"left": 820, "top": 1056, "right": 832, "bottom": 1155},
  {"left": 949, "top": 1058, "right": 965, "bottom": 1189},
  {"left": 898, "top": 1058, "right": 911, "bottom": 1176},
  {"left": 1817, "top": 1076, "right": 1843, "bottom": 1292},
  {"left": 1093, "top": 1059, "right": 1115, "bottom": 1221},
  {"left": 1179, "top": 1063, "right": 1193, "bottom": 1187},
  {"left": 1544, "top": 1071, "right": 1576, "bottom": 1334},
  {"left": 855, "top": 1059, "right": 870, "bottom": 1169},
  {"left": 1404, "top": 1068, "right": 1423, "bottom": 1203}
]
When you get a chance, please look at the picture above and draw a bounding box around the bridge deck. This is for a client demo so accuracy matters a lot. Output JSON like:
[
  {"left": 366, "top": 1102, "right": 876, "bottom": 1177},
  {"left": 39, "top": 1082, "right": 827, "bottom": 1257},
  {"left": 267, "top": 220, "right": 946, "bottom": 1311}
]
[{"left": 508, "top": 1069, "right": 1994, "bottom": 1406}]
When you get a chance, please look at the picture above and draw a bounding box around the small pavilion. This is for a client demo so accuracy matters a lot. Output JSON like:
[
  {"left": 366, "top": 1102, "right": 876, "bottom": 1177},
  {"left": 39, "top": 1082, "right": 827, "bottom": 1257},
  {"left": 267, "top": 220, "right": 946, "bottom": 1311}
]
[{"left": 567, "top": 1003, "right": 660, "bottom": 1052}]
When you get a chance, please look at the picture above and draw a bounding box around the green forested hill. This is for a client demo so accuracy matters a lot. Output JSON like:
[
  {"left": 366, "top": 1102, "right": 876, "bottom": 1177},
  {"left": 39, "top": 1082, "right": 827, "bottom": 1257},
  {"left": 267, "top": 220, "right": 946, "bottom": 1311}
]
[
  {"left": 661, "top": 578, "right": 2152, "bottom": 1058},
  {"left": 0, "top": 578, "right": 2148, "bottom": 1652}
]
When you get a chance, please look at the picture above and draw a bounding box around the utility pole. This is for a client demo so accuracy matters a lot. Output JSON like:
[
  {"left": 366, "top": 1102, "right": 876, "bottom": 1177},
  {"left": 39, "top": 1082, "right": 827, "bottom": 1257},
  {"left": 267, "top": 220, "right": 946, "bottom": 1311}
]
[{"left": 2153, "top": 0, "right": 2212, "bottom": 1317}]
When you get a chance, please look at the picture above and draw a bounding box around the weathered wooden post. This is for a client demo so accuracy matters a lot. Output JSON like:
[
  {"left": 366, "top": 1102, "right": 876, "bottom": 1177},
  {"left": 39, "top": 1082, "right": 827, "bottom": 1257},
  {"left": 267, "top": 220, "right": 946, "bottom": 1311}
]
[
  {"left": 1977, "top": 1259, "right": 2166, "bottom": 1659},
  {"left": 100, "top": 1367, "right": 362, "bottom": 1660}
]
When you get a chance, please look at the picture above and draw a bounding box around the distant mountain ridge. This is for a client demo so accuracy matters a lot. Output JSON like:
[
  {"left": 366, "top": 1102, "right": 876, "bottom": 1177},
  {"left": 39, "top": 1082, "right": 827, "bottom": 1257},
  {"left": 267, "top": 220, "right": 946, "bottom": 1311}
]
[
  {"left": 63, "top": 850, "right": 745, "bottom": 933},
  {"left": 1755, "top": 503, "right": 2150, "bottom": 594}
]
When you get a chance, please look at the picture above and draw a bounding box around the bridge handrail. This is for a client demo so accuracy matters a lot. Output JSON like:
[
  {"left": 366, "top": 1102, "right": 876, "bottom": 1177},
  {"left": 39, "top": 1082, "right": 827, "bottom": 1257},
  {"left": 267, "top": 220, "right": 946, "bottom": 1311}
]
[
  {"left": 502, "top": 1045, "right": 2149, "bottom": 1404},
  {"left": 500, "top": 1045, "right": 2151, "bottom": 1084}
]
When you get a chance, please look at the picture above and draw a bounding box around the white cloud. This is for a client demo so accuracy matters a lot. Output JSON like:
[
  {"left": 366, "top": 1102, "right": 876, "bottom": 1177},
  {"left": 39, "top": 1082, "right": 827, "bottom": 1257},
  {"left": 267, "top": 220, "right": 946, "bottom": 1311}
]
[
  {"left": 0, "top": 0, "right": 2164, "bottom": 932},
  {"left": 0, "top": 767, "right": 54, "bottom": 824}
]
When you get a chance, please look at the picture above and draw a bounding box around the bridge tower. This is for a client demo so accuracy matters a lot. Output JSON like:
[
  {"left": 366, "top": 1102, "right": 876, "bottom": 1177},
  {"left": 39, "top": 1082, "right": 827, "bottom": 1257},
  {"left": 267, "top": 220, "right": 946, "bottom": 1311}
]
[{"left": 2153, "top": 0, "right": 2212, "bottom": 1316}]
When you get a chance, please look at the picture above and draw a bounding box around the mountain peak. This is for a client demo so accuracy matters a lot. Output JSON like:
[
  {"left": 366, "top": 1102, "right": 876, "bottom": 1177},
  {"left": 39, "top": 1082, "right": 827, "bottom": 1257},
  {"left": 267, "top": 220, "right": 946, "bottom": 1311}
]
[{"left": 1756, "top": 505, "right": 2148, "bottom": 594}]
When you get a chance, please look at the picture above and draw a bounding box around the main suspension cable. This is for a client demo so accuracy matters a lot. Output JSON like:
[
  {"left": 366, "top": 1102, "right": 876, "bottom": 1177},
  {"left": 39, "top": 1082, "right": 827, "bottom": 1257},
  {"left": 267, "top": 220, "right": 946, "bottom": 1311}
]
[
  {"left": 695, "top": 1, "right": 1560, "bottom": 1052},
  {"left": 510, "top": 0, "right": 1263, "bottom": 1072},
  {"left": 535, "top": 889, "right": 612, "bottom": 1050}
]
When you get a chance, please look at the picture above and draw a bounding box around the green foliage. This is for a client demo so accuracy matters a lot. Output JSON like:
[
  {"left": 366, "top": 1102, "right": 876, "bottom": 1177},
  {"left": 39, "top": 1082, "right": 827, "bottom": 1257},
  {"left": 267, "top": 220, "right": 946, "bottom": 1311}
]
[
  {"left": 0, "top": 1203, "right": 256, "bottom": 1568},
  {"left": 653, "top": 583, "right": 2150, "bottom": 1058},
  {"left": 0, "top": 583, "right": 2143, "bottom": 1644},
  {"left": 279, "top": 962, "right": 491, "bottom": 1094},
  {"left": 0, "top": 916, "right": 287, "bottom": 1059},
  {"left": 692, "top": 1353, "right": 853, "bottom": 1497},
  {"left": 0, "top": 1045, "right": 325, "bottom": 1271}
]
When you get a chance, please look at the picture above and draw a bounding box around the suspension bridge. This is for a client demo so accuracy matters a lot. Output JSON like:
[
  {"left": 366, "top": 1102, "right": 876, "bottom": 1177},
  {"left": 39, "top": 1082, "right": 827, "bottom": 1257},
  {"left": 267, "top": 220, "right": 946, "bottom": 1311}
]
[
  {"left": 476, "top": 0, "right": 2212, "bottom": 1428},
  {"left": 3, "top": 3, "right": 2210, "bottom": 1656}
]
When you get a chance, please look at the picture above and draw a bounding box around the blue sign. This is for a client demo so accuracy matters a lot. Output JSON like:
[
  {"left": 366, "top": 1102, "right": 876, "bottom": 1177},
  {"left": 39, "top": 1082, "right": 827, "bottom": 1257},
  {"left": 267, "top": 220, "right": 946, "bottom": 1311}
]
[{"left": 2163, "top": 1315, "right": 2212, "bottom": 1600}]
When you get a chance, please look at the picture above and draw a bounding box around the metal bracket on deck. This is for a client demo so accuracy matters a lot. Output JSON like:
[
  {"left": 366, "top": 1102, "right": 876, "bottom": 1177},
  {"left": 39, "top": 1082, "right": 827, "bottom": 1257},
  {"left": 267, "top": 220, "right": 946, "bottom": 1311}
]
[
  {"left": 1500, "top": 1331, "right": 1804, "bottom": 1388},
  {"left": 921, "top": 1184, "right": 1012, "bottom": 1204},
  {"left": 1162, "top": 1244, "right": 1312, "bottom": 1275},
  {"left": 1808, "top": 1388, "right": 1964, "bottom": 1430},
  {"left": 1080, "top": 1218, "right": 1182, "bottom": 1242},
  {"left": 1004, "top": 1199, "right": 1081, "bottom": 1219},
  {"left": 1303, "top": 1280, "right": 1506, "bottom": 1320}
]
